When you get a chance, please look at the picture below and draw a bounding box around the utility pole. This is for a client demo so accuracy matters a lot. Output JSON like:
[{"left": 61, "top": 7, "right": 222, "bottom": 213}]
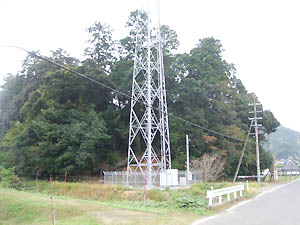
[
  {"left": 186, "top": 135, "right": 193, "bottom": 183},
  {"left": 249, "top": 94, "right": 263, "bottom": 184},
  {"left": 186, "top": 135, "right": 190, "bottom": 178}
]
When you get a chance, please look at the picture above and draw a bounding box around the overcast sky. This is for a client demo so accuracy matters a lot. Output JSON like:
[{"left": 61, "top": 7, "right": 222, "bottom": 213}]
[{"left": 1, "top": 0, "right": 300, "bottom": 132}]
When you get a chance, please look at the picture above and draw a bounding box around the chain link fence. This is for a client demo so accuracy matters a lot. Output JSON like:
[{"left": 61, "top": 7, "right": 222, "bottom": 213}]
[{"left": 103, "top": 170, "right": 202, "bottom": 188}]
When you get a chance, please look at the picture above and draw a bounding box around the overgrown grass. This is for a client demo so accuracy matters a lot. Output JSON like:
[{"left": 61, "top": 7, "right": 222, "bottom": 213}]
[
  {"left": 2, "top": 173, "right": 296, "bottom": 224},
  {"left": 14, "top": 180, "right": 211, "bottom": 212},
  {"left": 8, "top": 177, "right": 288, "bottom": 217},
  {"left": 15, "top": 180, "right": 131, "bottom": 201},
  {"left": 12, "top": 179, "right": 252, "bottom": 213},
  {"left": 276, "top": 175, "right": 300, "bottom": 182},
  {"left": 2, "top": 177, "right": 292, "bottom": 225},
  {"left": 0, "top": 188, "right": 203, "bottom": 225}
]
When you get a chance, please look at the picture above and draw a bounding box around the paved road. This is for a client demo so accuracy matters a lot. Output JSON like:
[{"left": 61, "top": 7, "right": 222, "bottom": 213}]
[{"left": 193, "top": 179, "right": 300, "bottom": 225}]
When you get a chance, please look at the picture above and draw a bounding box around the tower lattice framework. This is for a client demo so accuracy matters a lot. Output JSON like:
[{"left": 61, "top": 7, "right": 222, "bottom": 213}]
[{"left": 127, "top": 6, "right": 171, "bottom": 187}]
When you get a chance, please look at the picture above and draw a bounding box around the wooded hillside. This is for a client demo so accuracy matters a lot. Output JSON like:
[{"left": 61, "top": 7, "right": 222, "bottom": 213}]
[
  {"left": 268, "top": 126, "right": 300, "bottom": 160},
  {"left": 0, "top": 10, "right": 279, "bottom": 177}
]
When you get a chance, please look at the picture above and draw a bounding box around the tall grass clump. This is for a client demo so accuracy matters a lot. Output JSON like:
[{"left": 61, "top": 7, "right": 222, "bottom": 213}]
[
  {"left": 19, "top": 179, "right": 134, "bottom": 201},
  {"left": 0, "top": 167, "right": 18, "bottom": 188}
]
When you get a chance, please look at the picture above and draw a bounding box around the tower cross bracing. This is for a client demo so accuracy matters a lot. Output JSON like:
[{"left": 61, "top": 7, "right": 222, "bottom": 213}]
[{"left": 127, "top": 6, "right": 171, "bottom": 188}]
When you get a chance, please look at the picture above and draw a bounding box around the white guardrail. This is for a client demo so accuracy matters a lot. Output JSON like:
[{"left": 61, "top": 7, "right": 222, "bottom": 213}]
[{"left": 207, "top": 184, "right": 245, "bottom": 206}]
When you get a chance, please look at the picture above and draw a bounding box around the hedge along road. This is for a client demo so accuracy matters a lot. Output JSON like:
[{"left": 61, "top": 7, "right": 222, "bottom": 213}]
[{"left": 191, "top": 179, "right": 300, "bottom": 225}]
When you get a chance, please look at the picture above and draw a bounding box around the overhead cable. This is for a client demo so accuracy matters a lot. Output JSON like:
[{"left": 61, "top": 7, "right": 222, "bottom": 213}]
[{"left": 0, "top": 44, "right": 248, "bottom": 142}]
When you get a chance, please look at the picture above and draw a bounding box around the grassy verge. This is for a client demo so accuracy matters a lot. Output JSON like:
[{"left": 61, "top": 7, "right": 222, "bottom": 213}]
[
  {"left": 13, "top": 180, "right": 245, "bottom": 211},
  {"left": 0, "top": 180, "right": 241, "bottom": 225},
  {"left": 1, "top": 177, "right": 296, "bottom": 224},
  {"left": 0, "top": 188, "right": 204, "bottom": 225},
  {"left": 275, "top": 175, "right": 300, "bottom": 182}
]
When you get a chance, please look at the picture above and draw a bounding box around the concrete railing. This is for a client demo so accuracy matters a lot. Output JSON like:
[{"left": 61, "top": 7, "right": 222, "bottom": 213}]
[{"left": 207, "top": 184, "right": 244, "bottom": 206}]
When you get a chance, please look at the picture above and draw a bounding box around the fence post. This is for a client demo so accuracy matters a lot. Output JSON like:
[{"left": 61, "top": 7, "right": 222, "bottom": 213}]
[
  {"left": 64, "top": 168, "right": 67, "bottom": 184},
  {"left": 234, "top": 191, "right": 237, "bottom": 199},
  {"left": 99, "top": 171, "right": 102, "bottom": 200},
  {"left": 208, "top": 197, "right": 213, "bottom": 206},
  {"left": 209, "top": 187, "right": 214, "bottom": 206},
  {"left": 50, "top": 175, "right": 56, "bottom": 225},
  {"left": 218, "top": 195, "right": 222, "bottom": 204},
  {"left": 36, "top": 169, "right": 39, "bottom": 188},
  {"left": 227, "top": 193, "right": 230, "bottom": 201},
  {"left": 246, "top": 180, "right": 249, "bottom": 191},
  {"left": 134, "top": 172, "right": 136, "bottom": 188}
]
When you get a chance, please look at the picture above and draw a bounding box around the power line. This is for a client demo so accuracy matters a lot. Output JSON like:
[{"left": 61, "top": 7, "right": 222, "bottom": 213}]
[{"left": 0, "top": 44, "right": 248, "bottom": 142}]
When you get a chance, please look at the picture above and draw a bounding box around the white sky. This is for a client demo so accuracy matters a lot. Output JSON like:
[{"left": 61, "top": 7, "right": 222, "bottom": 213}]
[{"left": 0, "top": 0, "right": 300, "bottom": 132}]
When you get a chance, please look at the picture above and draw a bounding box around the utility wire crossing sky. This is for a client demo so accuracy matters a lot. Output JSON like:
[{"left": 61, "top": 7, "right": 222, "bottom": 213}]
[{"left": 0, "top": 45, "right": 247, "bottom": 143}]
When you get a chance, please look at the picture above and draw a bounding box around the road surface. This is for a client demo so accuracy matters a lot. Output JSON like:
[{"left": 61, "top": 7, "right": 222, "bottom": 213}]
[{"left": 193, "top": 179, "right": 300, "bottom": 225}]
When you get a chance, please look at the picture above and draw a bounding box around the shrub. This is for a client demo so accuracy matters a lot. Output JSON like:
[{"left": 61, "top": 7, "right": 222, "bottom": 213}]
[
  {"left": 0, "top": 167, "right": 15, "bottom": 188},
  {"left": 174, "top": 194, "right": 207, "bottom": 209}
]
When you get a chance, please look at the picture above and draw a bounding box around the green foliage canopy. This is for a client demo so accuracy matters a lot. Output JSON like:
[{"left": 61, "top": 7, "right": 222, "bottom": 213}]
[{"left": 0, "top": 10, "right": 280, "bottom": 178}]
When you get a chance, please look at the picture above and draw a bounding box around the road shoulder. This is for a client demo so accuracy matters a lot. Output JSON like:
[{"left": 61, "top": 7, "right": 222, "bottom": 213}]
[{"left": 190, "top": 178, "right": 300, "bottom": 225}]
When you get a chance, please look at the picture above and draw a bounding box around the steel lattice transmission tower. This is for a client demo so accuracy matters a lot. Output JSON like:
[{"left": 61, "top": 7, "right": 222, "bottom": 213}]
[{"left": 127, "top": 3, "right": 171, "bottom": 187}]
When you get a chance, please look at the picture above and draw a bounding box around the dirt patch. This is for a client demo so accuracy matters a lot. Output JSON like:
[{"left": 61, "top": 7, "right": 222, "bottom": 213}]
[{"left": 94, "top": 208, "right": 157, "bottom": 224}]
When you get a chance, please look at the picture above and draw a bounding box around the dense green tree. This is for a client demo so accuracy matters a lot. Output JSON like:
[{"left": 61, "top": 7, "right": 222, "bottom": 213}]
[
  {"left": 0, "top": 51, "right": 116, "bottom": 175},
  {"left": 0, "top": 74, "right": 25, "bottom": 138},
  {"left": 262, "top": 110, "right": 280, "bottom": 134},
  {"left": 262, "top": 110, "right": 280, "bottom": 150},
  {"left": 1, "top": 107, "right": 110, "bottom": 175},
  {"left": 31, "top": 107, "right": 110, "bottom": 175},
  {"left": 0, "top": 50, "right": 80, "bottom": 138},
  {"left": 84, "top": 22, "right": 115, "bottom": 71}
]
